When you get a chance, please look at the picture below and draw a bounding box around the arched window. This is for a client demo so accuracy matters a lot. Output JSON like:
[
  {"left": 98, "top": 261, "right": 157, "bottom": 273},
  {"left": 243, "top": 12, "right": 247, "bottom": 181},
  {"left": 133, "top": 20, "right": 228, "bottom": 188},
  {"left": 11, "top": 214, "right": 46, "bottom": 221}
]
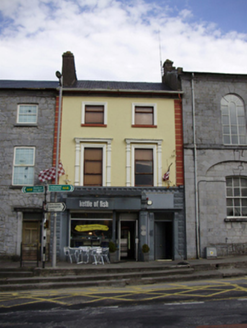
[
  {"left": 226, "top": 177, "right": 247, "bottom": 217},
  {"left": 221, "top": 94, "right": 246, "bottom": 145}
]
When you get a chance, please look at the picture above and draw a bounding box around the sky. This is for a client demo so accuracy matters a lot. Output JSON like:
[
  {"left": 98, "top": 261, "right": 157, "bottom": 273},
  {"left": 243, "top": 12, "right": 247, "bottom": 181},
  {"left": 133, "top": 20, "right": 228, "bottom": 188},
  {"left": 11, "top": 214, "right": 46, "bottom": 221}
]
[{"left": 0, "top": 0, "right": 247, "bottom": 82}]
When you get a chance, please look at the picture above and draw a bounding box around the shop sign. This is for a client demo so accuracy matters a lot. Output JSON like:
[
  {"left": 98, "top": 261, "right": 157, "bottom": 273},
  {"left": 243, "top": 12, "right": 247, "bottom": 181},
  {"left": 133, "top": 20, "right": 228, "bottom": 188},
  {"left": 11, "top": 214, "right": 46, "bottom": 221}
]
[{"left": 79, "top": 200, "right": 109, "bottom": 208}]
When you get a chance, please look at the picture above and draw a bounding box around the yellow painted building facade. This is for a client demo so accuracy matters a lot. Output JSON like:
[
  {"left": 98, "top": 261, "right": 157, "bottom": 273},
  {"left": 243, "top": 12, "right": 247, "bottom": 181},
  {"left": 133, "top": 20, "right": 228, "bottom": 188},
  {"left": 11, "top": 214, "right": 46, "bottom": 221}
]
[{"left": 60, "top": 96, "right": 177, "bottom": 188}]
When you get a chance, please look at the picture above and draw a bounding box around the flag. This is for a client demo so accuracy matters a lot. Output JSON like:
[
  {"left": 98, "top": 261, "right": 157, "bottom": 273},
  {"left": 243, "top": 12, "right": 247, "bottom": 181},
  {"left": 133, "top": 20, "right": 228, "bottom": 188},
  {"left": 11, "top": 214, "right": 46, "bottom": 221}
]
[
  {"left": 163, "top": 163, "right": 173, "bottom": 181},
  {"left": 163, "top": 170, "right": 170, "bottom": 181},
  {"left": 38, "top": 162, "right": 65, "bottom": 182}
]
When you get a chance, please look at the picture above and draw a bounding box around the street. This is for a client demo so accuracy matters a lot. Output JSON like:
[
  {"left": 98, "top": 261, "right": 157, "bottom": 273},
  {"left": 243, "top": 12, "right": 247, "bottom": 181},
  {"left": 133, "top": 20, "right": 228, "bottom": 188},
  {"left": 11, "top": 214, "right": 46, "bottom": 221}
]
[{"left": 0, "top": 277, "right": 247, "bottom": 327}]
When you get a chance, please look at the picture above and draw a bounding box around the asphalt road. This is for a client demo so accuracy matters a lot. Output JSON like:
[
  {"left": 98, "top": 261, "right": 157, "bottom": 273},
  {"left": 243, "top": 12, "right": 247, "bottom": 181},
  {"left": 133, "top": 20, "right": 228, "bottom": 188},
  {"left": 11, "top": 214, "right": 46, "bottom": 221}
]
[{"left": 0, "top": 277, "right": 247, "bottom": 327}]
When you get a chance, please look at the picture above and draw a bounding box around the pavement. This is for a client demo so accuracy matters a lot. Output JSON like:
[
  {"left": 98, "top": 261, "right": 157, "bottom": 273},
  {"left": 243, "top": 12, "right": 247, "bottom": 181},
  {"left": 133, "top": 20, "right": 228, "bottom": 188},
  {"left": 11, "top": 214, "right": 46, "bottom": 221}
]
[
  {"left": 1, "top": 254, "right": 247, "bottom": 272},
  {"left": 0, "top": 255, "right": 247, "bottom": 292}
]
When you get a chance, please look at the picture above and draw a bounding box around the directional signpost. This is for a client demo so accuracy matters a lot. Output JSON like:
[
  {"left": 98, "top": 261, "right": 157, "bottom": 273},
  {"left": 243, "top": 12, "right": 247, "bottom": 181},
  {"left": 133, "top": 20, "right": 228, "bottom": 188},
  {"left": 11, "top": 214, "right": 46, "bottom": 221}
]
[
  {"left": 22, "top": 186, "right": 45, "bottom": 193},
  {"left": 48, "top": 185, "right": 74, "bottom": 192},
  {"left": 46, "top": 202, "right": 66, "bottom": 212}
]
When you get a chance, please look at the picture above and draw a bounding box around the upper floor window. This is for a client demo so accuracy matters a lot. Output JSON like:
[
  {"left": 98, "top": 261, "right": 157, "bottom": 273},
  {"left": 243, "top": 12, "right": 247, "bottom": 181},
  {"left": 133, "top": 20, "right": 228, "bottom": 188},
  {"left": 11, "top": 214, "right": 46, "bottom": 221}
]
[
  {"left": 82, "top": 102, "right": 107, "bottom": 126},
  {"left": 135, "top": 148, "right": 153, "bottom": 186},
  {"left": 84, "top": 148, "right": 103, "bottom": 186},
  {"left": 226, "top": 177, "right": 247, "bottom": 217},
  {"left": 13, "top": 147, "right": 35, "bottom": 185},
  {"left": 17, "top": 104, "right": 38, "bottom": 124},
  {"left": 221, "top": 94, "right": 246, "bottom": 145},
  {"left": 132, "top": 103, "right": 157, "bottom": 127}
]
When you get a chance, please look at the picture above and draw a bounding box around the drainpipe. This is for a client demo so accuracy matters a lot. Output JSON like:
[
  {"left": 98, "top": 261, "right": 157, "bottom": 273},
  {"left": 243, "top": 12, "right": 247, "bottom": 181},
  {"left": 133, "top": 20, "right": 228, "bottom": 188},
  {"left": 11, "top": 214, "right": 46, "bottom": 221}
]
[{"left": 191, "top": 73, "right": 200, "bottom": 259}]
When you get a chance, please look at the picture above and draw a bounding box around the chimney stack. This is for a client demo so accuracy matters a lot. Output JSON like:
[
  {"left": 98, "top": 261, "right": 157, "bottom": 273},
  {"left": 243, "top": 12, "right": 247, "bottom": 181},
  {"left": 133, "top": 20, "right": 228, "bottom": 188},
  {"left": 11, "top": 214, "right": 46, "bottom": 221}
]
[
  {"left": 162, "top": 59, "right": 182, "bottom": 90},
  {"left": 62, "top": 51, "right": 77, "bottom": 87}
]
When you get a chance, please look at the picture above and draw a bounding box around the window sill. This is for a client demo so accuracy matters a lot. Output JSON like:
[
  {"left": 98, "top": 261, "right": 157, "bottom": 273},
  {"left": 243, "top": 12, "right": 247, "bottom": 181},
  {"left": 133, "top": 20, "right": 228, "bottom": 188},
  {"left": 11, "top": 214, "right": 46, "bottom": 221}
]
[
  {"left": 132, "top": 125, "right": 157, "bottom": 128},
  {"left": 81, "top": 124, "right": 107, "bottom": 127},
  {"left": 14, "top": 124, "right": 38, "bottom": 127},
  {"left": 224, "top": 217, "right": 247, "bottom": 222}
]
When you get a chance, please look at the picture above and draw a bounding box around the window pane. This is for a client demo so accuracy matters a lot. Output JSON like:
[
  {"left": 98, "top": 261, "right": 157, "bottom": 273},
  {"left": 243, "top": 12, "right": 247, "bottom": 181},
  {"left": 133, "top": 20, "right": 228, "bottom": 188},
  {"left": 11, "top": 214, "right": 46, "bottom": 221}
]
[
  {"left": 240, "top": 136, "right": 246, "bottom": 144},
  {"left": 135, "top": 161, "right": 153, "bottom": 173},
  {"left": 84, "top": 162, "right": 102, "bottom": 174},
  {"left": 15, "top": 148, "right": 34, "bottom": 165},
  {"left": 233, "top": 178, "right": 239, "bottom": 187},
  {"left": 135, "top": 106, "right": 153, "bottom": 125},
  {"left": 224, "top": 135, "right": 230, "bottom": 144},
  {"left": 242, "top": 188, "right": 247, "bottom": 197},
  {"left": 135, "top": 175, "right": 153, "bottom": 186},
  {"left": 234, "top": 188, "right": 240, "bottom": 196},
  {"left": 227, "top": 208, "right": 234, "bottom": 216},
  {"left": 226, "top": 178, "right": 232, "bottom": 186},
  {"left": 85, "top": 105, "right": 104, "bottom": 124},
  {"left": 18, "top": 105, "right": 37, "bottom": 123},
  {"left": 84, "top": 175, "right": 102, "bottom": 186},
  {"left": 222, "top": 116, "right": 229, "bottom": 124},
  {"left": 227, "top": 199, "right": 233, "bottom": 206},
  {"left": 234, "top": 199, "right": 240, "bottom": 206},
  {"left": 241, "top": 179, "right": 247, "bottom": 187},
  {"left": 84, "top": 148, "right": 102, "bottom": 160},
  {"left": 135, "top": 149, "right": 153, "bottom": 160},
  {"left": 231, "top": 135, "right": 238, "bottom": 144},
  {"left": 242, "top": 207, "right": 247, "bottom": 216},
  {"left": 226, "top": 188, "right": 232, "bottom": 196},
  {"left": 13, "top": 167, "right": 34, "bottom": 185}
]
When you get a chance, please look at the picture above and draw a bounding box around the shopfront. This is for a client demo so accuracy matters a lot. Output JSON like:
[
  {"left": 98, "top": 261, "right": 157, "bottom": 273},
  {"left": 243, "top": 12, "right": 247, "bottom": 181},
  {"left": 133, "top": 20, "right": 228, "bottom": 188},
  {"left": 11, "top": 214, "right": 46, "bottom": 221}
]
[{"left": 57, "top": 187, "right": 185, "bottom": 262}]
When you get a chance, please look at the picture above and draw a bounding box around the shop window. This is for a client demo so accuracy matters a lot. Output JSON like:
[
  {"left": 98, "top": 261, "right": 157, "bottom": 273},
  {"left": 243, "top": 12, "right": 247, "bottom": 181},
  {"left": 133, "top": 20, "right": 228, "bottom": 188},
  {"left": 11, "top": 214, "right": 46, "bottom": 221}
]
[
  {"left": 17, "top": 104, "right": 38, "bottom": 124},
  {"left": 221, "top": 94, "right": 246, "bottom": 145},
  {"left": 226, "top": 177, "right": 247, "bottom": 217},
  {"left": 135, "top": 148, "right": 153, "bottom": 186},
  {"left": 84, "top": 148, "right": 102, "bottom": 186},
  {"left": 70, "top": 218, "right": 112, "bottom": 247},
  {"left": 132, "top": 103, "right": 157, "bottom": 127},
  {"left": 13, "top": 147, "right": 35, "bottom": 185},
  {"left": 82, "top": 102, "right": 107, "bottom": 126}
]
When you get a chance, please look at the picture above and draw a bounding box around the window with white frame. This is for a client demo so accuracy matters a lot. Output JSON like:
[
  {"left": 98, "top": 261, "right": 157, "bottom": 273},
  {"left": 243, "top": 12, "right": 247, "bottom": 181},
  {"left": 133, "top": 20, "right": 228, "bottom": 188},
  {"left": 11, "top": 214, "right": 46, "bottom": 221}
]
[
  {"left": 221, "top": 94, "right": 246, "bottom": 145},
  {"left": 74, "top": 138, "right": 112, "bottom": 186},
  {"left": 125, "top": 139, "right": 163, "bottom": 187},
  {"left": 226, "top": 177, "right": 247, "bottom": 217},
  {"left": 13, "top": 147, "right": 35, "bottom": 185},
  {"left": 81, "top": 102, "right": 107, "bottom": 126},
  {"left": 132, "top": 103, "right": 157, "bottom": 127},
  {"left": 135, "top": 148, "right": 153, "bottom": 186},
  {"left": 17, "top": 104, "right": 38, "bottom": 124}
]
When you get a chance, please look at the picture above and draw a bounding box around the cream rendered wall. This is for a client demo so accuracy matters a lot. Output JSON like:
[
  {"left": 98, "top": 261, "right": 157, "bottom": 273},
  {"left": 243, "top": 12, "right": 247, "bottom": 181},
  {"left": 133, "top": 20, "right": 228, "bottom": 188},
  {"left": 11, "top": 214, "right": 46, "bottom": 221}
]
[{"left": 60, "top": 96, "right": 176, "bottom": 187}]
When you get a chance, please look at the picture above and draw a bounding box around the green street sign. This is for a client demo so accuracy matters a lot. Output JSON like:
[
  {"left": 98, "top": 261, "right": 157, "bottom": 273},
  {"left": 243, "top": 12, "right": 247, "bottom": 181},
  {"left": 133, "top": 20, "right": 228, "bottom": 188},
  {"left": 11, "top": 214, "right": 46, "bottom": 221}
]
[
  {"left": 48, "top": 185, "right": 74, "bottom": 192},
  {"left": 22, "top": 186, "right": 45, "bottom": 193}
]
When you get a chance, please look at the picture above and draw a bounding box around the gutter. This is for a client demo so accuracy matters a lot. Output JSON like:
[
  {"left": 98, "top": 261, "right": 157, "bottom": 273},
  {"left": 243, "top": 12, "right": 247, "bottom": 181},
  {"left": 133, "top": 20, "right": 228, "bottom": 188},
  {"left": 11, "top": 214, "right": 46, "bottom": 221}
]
[{"left": 191, "top": 73, "right": 200, "bottom": 259}]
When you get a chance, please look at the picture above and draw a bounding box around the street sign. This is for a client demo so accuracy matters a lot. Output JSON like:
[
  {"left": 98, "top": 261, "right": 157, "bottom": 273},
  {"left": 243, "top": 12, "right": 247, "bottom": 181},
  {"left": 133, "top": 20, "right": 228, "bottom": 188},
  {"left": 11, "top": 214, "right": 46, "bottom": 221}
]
[
  {"left": 46, "top": 202, "right": 66, "bottom": 212},
  {"left": 48, "top": 185, "right": 74, "bottom": 192},
  {"left": 22, "top": 186, "right": 45, "bottom": 193}
]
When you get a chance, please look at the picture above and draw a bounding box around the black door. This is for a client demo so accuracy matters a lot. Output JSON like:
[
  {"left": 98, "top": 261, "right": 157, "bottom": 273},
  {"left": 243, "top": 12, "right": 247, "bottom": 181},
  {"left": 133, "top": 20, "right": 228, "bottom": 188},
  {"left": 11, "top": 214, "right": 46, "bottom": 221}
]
[{"left": 155, "top": 221, "right": 173, "bottom": 260}]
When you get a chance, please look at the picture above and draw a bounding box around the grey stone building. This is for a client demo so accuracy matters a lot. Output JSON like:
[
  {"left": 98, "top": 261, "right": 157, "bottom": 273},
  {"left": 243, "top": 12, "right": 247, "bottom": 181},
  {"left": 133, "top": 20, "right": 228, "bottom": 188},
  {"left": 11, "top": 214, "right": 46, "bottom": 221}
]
[
  {"left": 167, "top": 66, "right": 247, "bottom": 259},
  {"left": 0, "top": 81, "right": 57, "bottom": 258}
]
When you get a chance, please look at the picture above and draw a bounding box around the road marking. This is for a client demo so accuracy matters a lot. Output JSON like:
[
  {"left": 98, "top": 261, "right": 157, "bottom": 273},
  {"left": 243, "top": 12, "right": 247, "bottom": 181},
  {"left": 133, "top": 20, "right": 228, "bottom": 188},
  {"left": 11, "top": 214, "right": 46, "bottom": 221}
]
[{"left": 165, "top": 302, "right": 204, "bottom": 305}]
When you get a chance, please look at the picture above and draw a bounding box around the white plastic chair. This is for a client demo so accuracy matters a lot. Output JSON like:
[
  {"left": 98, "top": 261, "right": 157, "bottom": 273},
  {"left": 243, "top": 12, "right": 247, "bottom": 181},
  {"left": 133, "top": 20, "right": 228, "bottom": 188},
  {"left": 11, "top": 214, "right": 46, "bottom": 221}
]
[
  {"left": 102, "top": 247, "right": 110, "bottom": 264},
  {"left": 77, "top": 247, "right": 90, "bottom": 264},
  {"left": 64, "top": 247, "right": 74, "bottom": 263},
  {"left": 90, "top": 247, "right": 104, "bottom": 265}
]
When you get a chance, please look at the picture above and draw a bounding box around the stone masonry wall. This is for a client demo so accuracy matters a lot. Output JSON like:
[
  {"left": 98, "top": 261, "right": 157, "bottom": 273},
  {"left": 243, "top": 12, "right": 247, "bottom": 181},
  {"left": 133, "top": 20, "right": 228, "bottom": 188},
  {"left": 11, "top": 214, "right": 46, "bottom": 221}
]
[
  {"left": 181, "top": 74, "right": 247, "bottom": 259},
  {"left": 0, "top": 90, "right": 56, "bottom": 257}
]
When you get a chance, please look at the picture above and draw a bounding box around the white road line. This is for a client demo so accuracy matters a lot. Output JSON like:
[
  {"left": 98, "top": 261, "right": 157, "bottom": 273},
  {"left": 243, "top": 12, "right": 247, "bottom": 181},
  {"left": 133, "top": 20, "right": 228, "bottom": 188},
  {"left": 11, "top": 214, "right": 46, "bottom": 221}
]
[
  {"left": 238, "top": 298, "right": 247, "bottom": 301},
  {"left": 165, "top": 302, "right": 204, "bottom": 306}
]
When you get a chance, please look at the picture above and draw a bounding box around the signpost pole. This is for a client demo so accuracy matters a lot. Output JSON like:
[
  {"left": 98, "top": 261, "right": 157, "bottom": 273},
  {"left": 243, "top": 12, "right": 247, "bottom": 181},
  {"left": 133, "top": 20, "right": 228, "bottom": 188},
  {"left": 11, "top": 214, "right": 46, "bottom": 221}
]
[
  {"left": 52, "top": 71, "right": 63, "bottom": 268},
  {"left": 42, "top": 185, "right": 47, "bottom": 268}
]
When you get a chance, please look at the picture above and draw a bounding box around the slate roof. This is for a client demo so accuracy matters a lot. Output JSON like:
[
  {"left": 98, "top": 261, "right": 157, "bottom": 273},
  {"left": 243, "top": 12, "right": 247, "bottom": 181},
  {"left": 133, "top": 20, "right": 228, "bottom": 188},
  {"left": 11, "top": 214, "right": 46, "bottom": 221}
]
[
  {"left": 0, "top": 80, "right": 58, "bottom": 89},
  {"left": 0, "top": 79, "right": 176, "bottom": 92},
  {"left": 72, "top": 80, "right": 173, "bottom": 91}
]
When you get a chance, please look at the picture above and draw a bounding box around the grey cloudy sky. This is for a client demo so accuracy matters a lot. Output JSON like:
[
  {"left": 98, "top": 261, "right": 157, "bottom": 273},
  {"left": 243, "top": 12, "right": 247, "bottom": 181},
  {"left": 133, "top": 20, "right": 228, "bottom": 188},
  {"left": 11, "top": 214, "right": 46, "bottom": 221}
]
[{"left": 1, "top": 0, "right": 247, "bottom": 82}]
